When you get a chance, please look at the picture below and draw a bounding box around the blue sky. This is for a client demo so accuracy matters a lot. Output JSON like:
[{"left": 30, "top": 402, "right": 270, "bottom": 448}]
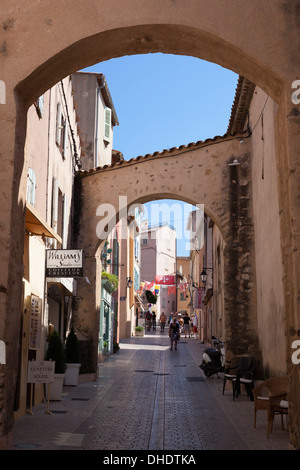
[{"left": 82, "top": 54, "right": 238, "bottom": 255}]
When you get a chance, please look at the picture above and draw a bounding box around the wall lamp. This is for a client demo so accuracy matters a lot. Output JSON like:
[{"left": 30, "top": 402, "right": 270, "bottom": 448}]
[
  {"left": 200, "top": 268, "right": 213, "bottom": 285},
  {"left": 126, "top": 277, "right": 133, "bottom": 288}
]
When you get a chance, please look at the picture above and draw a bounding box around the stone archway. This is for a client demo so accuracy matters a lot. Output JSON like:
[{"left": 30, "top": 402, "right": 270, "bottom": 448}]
[
  {"left": 0, "top": 0, "right": 300, "bottom": 449},
  {"left": 73, "top": 134, "right": 256, "bottom": 374}
]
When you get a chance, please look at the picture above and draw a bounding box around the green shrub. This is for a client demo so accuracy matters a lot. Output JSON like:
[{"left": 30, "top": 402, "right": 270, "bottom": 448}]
[
  {"left": 46, "top": 330, "right": 67, "bottom": 374},
  {"left": 65, "top": 327, "right": 81, "bottom": 363}
]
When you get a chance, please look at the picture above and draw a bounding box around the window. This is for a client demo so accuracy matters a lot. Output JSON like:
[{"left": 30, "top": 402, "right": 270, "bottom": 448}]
[
  {"left": 103, "top": 107, "right": 111, "bottom": 143},
  {"left": 35, "top": 95, "right": 44, "bottom": 118},
  {"left": 26, "top": 168, "right": 36, "bottom": 206},
  {"left": 56, "top": 102, "right": 68, "bottom": 158}
]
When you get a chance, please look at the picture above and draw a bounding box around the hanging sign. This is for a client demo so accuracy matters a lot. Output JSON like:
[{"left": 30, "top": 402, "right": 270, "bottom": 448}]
[{"left": 46, "top": 249, "right": 83, "bottom": 277}]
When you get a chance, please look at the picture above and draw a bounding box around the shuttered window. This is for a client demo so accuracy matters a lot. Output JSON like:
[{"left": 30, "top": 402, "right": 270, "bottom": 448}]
[
  {"left": 104, "top": 107, "right": 111, "bottom": 143},
  {"left": 26, "top": 168, "right": 36, "bottom": 206}
]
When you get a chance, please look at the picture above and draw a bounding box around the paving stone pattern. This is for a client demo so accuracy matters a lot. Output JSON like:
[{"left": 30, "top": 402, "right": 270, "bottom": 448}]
[{"left": 13, "top": 332, "right": 290, "bottom": 451}]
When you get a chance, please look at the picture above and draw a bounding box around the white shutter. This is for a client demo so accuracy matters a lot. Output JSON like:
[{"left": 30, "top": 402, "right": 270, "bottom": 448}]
[
  {"left": 26, "top": 168, "right": 36, "bottom": 206},
  {"left": 104, "top": 107, "right": 111, "bottom": 143},
  {"left": 62, "top": 193, "right": 68, "bottom": 249},
  {"left": 56, "top": 102, "right": 62, "bottom": 145},
  {"left": 63, "top": 118, "right": 68, "bottom": 158},
  {"left": 52, "top": 177, "right": 58, "bottom": 228}
]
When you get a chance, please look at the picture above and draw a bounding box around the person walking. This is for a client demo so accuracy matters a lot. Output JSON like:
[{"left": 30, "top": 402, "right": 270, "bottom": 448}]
[
  {"left": 183, "top": 312, "right": 191, "bottom": 338},
  {"left": 152, "top": 311, "right": 156, "bottom": 331},
  {"left": 192, "top": 312, "right": 198, "bottom": 338},
  {"left": 160, "top": 312, "right": 166, "bottom": 332},
  {"left": 169, "top": 316, "right": 180, "bottom": 351}
]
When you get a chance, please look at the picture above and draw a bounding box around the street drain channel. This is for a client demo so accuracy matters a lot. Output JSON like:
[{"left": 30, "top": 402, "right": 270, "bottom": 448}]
[
  {"left": 14, "top": 444, "right": 42, "bottom": 449},
  {"left": 134, "top": 370, "right": 154, "bottom": 373},
  {"left": 71, "top": 398, "right": 90, "bottom": 401},
  {"left": 50, "top": 410, "right": 68, "bottom": 414},
  {"left": 186, "top": 377, "right": 205, "bottom": 382}
]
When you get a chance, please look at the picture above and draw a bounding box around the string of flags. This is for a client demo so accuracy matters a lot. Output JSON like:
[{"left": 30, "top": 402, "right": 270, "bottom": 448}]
[{"left": 139, "top": 276, "right": 189, "bottom": 297}]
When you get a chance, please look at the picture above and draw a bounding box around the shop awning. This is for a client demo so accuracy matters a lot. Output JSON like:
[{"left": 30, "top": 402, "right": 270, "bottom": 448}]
[{"left": 25, "top": 202, "right": 62, "bottom": 244}]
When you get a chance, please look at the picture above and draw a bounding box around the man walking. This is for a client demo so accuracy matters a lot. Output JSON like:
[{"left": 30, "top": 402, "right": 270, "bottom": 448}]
[{"left": 183, "top": 312, "right": 191, "bottom": 338}]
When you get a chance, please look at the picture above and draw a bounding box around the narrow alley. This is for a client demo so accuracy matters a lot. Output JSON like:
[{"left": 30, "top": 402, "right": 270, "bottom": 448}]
[{"left": 13, "top": 331, "right": 289, "bottom": 453}]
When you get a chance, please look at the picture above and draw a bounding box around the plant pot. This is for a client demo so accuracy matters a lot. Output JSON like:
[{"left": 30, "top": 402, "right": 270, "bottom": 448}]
[
  {"left": 135, "top": 329, "right": 145, "bottom": 337},
  {"left": 64, "top": 363, "right": 81, "bottom": 386},
  {"left": 47, "top": 373, "right": 65, "bottom": 401}
]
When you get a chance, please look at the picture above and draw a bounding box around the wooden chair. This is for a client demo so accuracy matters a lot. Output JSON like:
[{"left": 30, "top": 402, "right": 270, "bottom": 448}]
[
  {"left": 253, "top": 377, "right": 289, "bottom": 438},
  {"left": 268, "top": 393, "right": 289, "bottom": 438}
]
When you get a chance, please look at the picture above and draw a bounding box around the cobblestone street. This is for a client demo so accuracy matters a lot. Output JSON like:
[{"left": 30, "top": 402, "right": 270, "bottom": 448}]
[{"left": 13, "top": 331, "right": 290, "bottom": 453}]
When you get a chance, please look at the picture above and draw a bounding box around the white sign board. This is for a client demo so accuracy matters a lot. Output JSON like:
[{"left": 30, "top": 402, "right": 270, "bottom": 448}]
[
  {"left": 46, "top": 249, "right": 83, "bottom": 277},
  {"left": 27, "top": 361, "right": 55, "bottom": 384}
]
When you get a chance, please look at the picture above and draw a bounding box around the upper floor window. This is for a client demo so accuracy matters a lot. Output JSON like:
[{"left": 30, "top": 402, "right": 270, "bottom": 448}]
[
  {"left": 26, "top": 167, "right": 36, "bottom": 206},
  {"left": 103, "top": 107, "right": 111, "bottom": 143},
  {"left": 34, "top": 95, "right": 44, "bottom": 118},
  {"left": 56, "top": 102, "right": 68, "bottom": 158}
]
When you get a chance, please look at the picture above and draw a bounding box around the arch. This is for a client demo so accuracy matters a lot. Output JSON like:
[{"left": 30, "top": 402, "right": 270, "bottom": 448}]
[
  {"left": 76, "top": 133, "right": 250, "bottom": 254},
  {"left": 1, "top": 0, "right": 300, "bottom": 450},
  {"left": 74, "top": 133, "right": 257, "bottom": 373},
  {"left": 18, "top": 22, "right": 284, "bottom": 108}
]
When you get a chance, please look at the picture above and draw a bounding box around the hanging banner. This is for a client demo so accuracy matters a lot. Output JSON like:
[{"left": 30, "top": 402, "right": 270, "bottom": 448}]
[
  {"left": 194, "top": 288, "right": 205, "bottom": 309},
  {"left": 144, "top": 281, "right": 155, "bottom": 292},
  {"left": 179, "top": 283, "right": 188, "bottom": 298},
  {"left": 155, "top": 275, "right": 175, "bottom": 285},
  {"left": 168, "top": 285, "right": 176, "bottom": 296}
]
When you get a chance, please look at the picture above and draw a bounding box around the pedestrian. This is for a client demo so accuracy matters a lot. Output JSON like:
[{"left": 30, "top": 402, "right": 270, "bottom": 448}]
[
  {"left": 183, "top": 312, "right": 191, "bottom": 338},
  {"left": 160, "top": 312, "right": 166, "bottom": 332},
  {"left": 152, "top": 311, "right": 156, "bottom": 331},
  {"left": 145, "top": 311, "right": 152, "bottom": 331},
  {"left": 169, "top": 316, "right": 180, "bottom": 351},
  {"left": 193, "top": 312, "right": 198, "bottom": 338}
]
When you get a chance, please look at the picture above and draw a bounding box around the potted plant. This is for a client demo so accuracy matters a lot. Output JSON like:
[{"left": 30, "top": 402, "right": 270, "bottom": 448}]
[
  {"left": 103, "top": 340, "right": 108, "bottom": 354},
  {"left": 64, "top": 327, "right": 81, "bottom": 386},
  {"left": 45, "top": 330, "right": 67, "bottom": 400},
  {"left": 135, "top": 326, "right": 145, "bottom": 337}
]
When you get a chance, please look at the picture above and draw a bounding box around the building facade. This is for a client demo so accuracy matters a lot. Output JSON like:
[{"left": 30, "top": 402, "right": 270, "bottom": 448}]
[
  {"left": 141, "top": 222, "right": 177, "bottom": 319},
  {"left": 16, "top": 76, "right": 81, "bottom": 418}
]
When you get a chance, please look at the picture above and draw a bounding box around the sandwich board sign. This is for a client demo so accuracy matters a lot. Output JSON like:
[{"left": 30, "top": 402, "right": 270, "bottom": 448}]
[{"left": 27, "top": 360, "right": 55, "bottom": 415}]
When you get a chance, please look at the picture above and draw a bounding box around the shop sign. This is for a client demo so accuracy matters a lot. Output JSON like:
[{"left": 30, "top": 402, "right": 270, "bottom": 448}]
[
  {"left": 27, "top": 360, "right": 55, "bottom": 383},
  {"left": 46, "top": 249, "right": 83, "bottom": 277}
]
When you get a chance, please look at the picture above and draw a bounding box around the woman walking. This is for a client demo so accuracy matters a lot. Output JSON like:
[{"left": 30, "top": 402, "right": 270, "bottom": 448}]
[{"left": 169, "top": 316, "right": 180, "bottom": 351}]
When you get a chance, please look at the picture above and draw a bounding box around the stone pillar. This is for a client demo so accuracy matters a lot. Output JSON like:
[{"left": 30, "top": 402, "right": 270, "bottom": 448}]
[
  {"left": 276, "top": 88, "right": 300, "bottom": 450},
  {"left": 72, "top": 175, "right": 103, "bottom": 375},
  {"left": 224, "top": 151, "right": 259, "bottom": 363},
  {"left": 0, "top": 91, "right": 28, "bottom": 448}
]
